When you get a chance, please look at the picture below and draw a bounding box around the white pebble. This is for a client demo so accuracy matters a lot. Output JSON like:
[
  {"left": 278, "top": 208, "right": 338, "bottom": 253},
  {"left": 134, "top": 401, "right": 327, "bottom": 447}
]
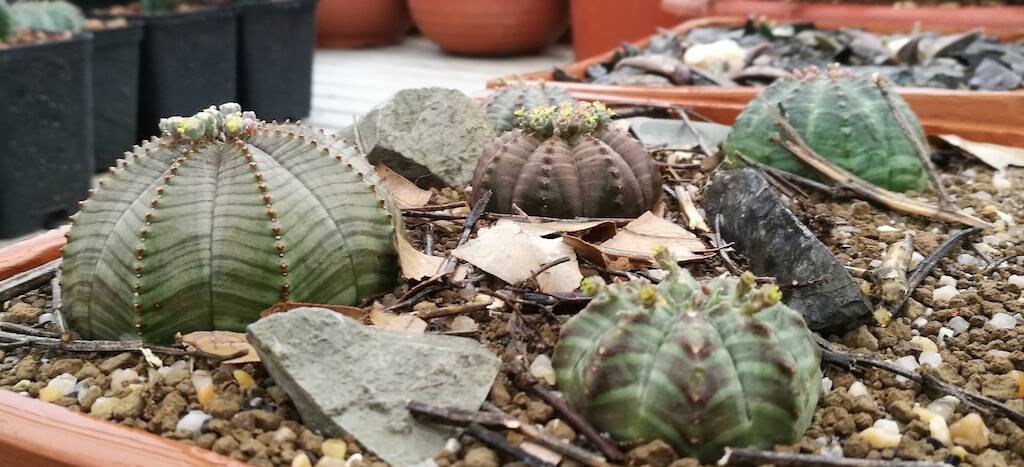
[
  {"left": 909, "top": 252, "right": 925, "bottom": 269},
  {"left": 919, "top": 351, "right": 943, "bottom": 368},
  {"left": 37, "top": 313, "right": 53, "bottom": 325},
  {"left": 1016, "top": 313, "right": 1024, "bottom": 324},
  {"left": 1009, "top": 275, "right": 1024, "bottom": 288},
  {"left": 982, "top": 235, "right": 1002, "bottom": 246},
  {"left": 848, "top": 381, "right": 870, "bottom": 398},
  {"left": 345, "top": 454, "right": 364, "bottom": 467},
  {"left": 443, "top": 438, "right": 461, "bottom": 454},
  {"left": 859, "top": 419, "right": 902, "bottom": 449},
  {"left": 90, "top": 397, "right": 116, "bottom": 418},
  {"left": 912, "top": 317, "right": 928, "bottom": 329},
  {"left": 956, "top": 254, "right": 980, "bottom": 266},
  {"left": 988, "top": 312, "right": 1018, "bottom": 330},
  {"left": 191, "top": 370, "right": 212, "bottom": 391},
  {"left": 868, "top": 259, "right": 884, "bottom": 269},
  {"left": 176, "top": 410, "right": 211, "bottom": 435},
  {"left": 993, "top": 171, "right": 1012, "bottom": 191},
  {"left": 927, "top": 396, "right": 960, "bottom": 421},
  {"left": 970, "top": 191, "right": 992, "bottom": 201},
  {"left": 948, "top": 316, "right": 969, "bottom": 334},
  {"left": 924, "top": 307, "right": 934, "bottom": 317},
  {"left": 877, "top": 225, "right": 900, "bottom": 232},
  {"left": 911, "top": 336, "right": 938, "bottom": 353},
  {"left": 838, "top": 225, "right": 861, "bottom": 233},
  {"left": 963, "top": 168, "right": 978, "bottom": 178},
  {"left": 529, "top": 354, "right": 556, "bottom": 386},
  {"left": 930, "top": 415, "right": 952, "bottom": 446},
  {"left": 821, "top": 377, "right": 833, "bottom": 394},
  {"left": 110, "top": 368, "right": 140, "bottom": 390},
  {"left": 932, "top": 285, "right": 959, "bottom": 303},
  {"left": 46, "top": 373, "right": 78, "bottom": 396},
  {"left": 939, "top": 275, "right": 958, "bottom": 288},
  {"left": 894, "top": 356, "right": 920, "bottom": 383},
  {"left": 937, "top": 327, "right": 955, "bottom": 347},
  {"left": 12, "top": 379, "right": 32, "bottom": 391}
]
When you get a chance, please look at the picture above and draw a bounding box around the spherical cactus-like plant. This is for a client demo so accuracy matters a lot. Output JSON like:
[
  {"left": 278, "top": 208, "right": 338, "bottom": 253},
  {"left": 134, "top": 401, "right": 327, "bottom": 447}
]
[
  {"left": 483, "top": 81, "right": 577, "bottom": 133},
  {"left": 471, "top": 101, "right": 661, "bottom": 218},
  {"left": 61, "top": 104, "right": 401, "bottom": 344},
  {"left": 723, "top": 66, "right": 927, "bottom": 192},
  {"left": 553, "top": 255, "right": 822, "bottom": 462},
  {"left": 9, "top": 0, "right": 84, "bottom": 34}
]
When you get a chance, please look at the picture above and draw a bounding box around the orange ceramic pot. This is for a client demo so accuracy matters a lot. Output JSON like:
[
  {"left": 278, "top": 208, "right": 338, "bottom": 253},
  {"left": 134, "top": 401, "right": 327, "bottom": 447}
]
[
  {"left": 315, "top": 0, "right": 412, "bottom": 48},
  {"left": 408, "top": 0, "right": 568, "bottom": 56}
]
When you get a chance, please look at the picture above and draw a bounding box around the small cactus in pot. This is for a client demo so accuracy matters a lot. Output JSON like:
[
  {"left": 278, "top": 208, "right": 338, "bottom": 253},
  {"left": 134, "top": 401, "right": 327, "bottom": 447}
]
[
  {"left": 483, "top": 81, "right": 577, "bottom": 133},
  {"left": 61, "top": 104, "right": 401, "bottom": 344},
  {"left": 0, "top": 1, "right": 13, "bottom": 42},
  {"left": 553, "top": 253, "right": 822, "bottom": 462},
  {"left": 471, "top": 101, "right": 661, "bottom": 218},
  {"left": 9, "top": 0, "right": 84, "bottom": 34},
  {"left": 723, "top": 65, "right": 927, "bottom": 192}
]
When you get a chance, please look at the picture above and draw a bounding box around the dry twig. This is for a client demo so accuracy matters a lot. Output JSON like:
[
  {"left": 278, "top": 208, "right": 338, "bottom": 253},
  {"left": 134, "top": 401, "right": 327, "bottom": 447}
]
[
  {"left": 0, "top": 259, "right": 60, "bottom": 303},
  {"left": 891, "top": 227, "right": 980, "bottom": 312},
  {"left": 876, "top": 233, "right": 915, "bottom": 302},
  {"left": 527, "top": 383, "right": 625, "bottom": 462},
  {"left": 719, "top": 447, "right": 951, "bottom": 466}
]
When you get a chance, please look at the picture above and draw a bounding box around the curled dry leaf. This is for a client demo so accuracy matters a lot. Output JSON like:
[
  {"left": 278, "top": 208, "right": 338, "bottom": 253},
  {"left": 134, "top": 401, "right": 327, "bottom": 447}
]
[
  {"left": 370, "top": 309, "right": 427, "bottom": 334},
  {"left": 451, "top": 220, "right": 584, "bottom": 293},
  {"left": 180, "top": 331, "right": 260, "bottom": 364},
  {"left": 510, "top": 219, "right": 617, "bottom": 238},
  {"left": 935, "top": 134, "right": 1024, "bottom": 171},
  {"left": 563, "top": 211, "right": 710, "bottom": 270},
  {"left": 396, "top": 232, "right": 444, "bottom": 281},
  {"left": 375, "top": 164, "right": 432, "bottom": 209}
]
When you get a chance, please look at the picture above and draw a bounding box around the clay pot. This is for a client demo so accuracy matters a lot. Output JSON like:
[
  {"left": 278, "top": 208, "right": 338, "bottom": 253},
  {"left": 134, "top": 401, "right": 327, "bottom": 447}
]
[
  {"left": 408, "top": 0, "right": 568, "bottom": 56},
  {"left": 315, "top": 0, "right": 412, "bottom": 48}
]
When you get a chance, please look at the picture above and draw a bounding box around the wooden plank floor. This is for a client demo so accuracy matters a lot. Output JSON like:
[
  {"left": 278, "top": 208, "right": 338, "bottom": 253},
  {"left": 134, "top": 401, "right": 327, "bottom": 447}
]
[{"left": 307, "top": 36, "right": 573, "bottom": 131}]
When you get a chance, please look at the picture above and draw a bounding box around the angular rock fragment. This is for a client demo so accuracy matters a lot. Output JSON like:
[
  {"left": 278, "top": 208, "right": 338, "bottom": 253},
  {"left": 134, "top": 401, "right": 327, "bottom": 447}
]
[
  {"left": 703, "top": 168, "right": 871, "bottom": 332},
  {"left": 247, "top": 307, "right": 501, "bottom": 466},
  {"left": 337, "top": 87, "right": 493, "bottom": 188}
]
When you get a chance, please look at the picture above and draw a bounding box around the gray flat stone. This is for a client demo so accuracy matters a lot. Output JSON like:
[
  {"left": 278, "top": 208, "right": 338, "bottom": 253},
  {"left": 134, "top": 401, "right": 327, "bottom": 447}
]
[
  {"left": 247, "top": 307, "right": 500, "bottom": 466},
  {"left": 703, "top": 168, "right": 871, "bottom": 333},
  {"left": 338, "top": 87, "right": 492, "bottom": 188}
]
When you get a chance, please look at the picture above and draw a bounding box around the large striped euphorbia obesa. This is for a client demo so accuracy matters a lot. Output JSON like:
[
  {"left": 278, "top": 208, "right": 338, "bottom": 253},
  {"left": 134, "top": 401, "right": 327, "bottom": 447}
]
[
  {"left": 553, "top": 252, "right": 822, "bottom": 461},
  {"left": 61, "top": 104, "right": 400, "bottom": 343}
]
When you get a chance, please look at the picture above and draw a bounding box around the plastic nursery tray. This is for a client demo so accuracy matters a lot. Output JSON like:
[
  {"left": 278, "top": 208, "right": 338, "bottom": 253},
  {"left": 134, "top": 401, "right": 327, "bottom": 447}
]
[{"left": 500, "top": 16, "right": 1024, "bottom": 148}]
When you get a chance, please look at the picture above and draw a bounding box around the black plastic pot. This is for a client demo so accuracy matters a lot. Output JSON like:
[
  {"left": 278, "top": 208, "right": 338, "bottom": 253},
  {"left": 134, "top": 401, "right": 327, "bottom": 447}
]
[
  {"left": 238, "top": 0, "right": 316, "bottom": 121},
  {"left": 91, "top": 19, "right": 143, "bottom": 170},
  {"left": 0, "top": 34, "right": 95, "bottom": 239},
  {"left": 135, "top": 6, "right": 238, "bottom": 138}
]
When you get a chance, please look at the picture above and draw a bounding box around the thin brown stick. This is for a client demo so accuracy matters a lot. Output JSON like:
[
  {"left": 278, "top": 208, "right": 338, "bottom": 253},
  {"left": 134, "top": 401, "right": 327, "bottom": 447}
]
[
  {"left": 671, "top": 186, "right": 710, "bottom": 233},
  {"left": 406, "top": 400, "right": 508, "bottom": 427},
  {"left": 441, "top": 190, "right": 492, "bottom": 273},
  {"left": 482, "top": 402, "right": 608, "bottom": 467},
  {"left": 985, "top": 253, "right": 1022, "bottom": 274},
  {"left": 527, "top": 383, "right": 625, "bottom": 462},
  {"left": 0, "top": 330, "right": 187, "bottom": 355},
  {"left": 891, "top": 227, "right": 980, "bottom": 312},
  {"left": 876, "top": 233, "right": 915, "bottom": 302},
  {"left": 465, "top": 423, "right": 555, "bottom": 467},
  {"left": 527, "top": 257, "right": 571, "bottom": 286},
  {"left": 873, "top": 77, "right": 952, "bottom": 208},
  {"left": 0, "top": 322, "right": 58, "bottom": 338},
  {"left": 402, "top": 211, "right": 465, "bottom": 220},
  {"left": 50, "top": 268, "right": 67, "bottom": 335},
  {"left": 423, "top": 223, "right": 435, "bottom": 256},
  {"left": 759, "top": 98, "right": 990, "bottom": 228},
  {"left": 403, "top": 201, "right": 468, "bottom": 212},
  {"left": 720, "top": 447, "right": 950, "bottom": 466},
  {"left": 714, "top": 214, "right": 742, "bottom": 276},
  {"left": 816, "top": 335, "right": 1024, "bottom": 428},
  {"left": 414, "top": 302, "right": 489, "bottom": 320},
  {"left": 0, "top": 259, "right": 60, "bottom": 303}
]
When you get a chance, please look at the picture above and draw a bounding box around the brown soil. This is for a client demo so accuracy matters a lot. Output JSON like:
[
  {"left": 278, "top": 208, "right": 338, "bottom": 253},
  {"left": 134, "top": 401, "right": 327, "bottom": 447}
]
[{"left": 0, "top": 30, "right": 74, "bottom": 49}]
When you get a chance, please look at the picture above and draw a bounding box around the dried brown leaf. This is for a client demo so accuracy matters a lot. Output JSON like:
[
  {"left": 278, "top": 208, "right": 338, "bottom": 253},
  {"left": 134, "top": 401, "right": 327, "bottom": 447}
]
[
  {"left": 375, "top": 164, "right": 432, "bottom": 208},
  {"left": 452, "top": 220, "right": 583, "bottom": 293},
  {"left": 936, "top": 134, "right": 1024, "bottom": 170},
  {"left": 396, "top": 232, "right": 444, "bottom": 280},
  {"left": 602, "top": 211, "right": 706, "bottom": 259},
  {"left": 180, "top": 331, "right": 260, "bottom": 364},
  {"left": 370, "top": 309, "right": 427, "bottom": 333}
]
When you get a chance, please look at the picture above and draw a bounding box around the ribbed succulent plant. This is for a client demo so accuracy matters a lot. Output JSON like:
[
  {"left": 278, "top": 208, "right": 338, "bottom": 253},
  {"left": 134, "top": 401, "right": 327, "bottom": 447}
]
[
  {"left": 61, "top": 104, "right": 401, "bottom": 344},
  {"left": 553, "top": 255, "right": 822, "bottom": 462},
  {"left": 483, "top": 81, "right": 577, "bottom": 133},
  {"left": 9, "top": 0, "right": 84, "bottom": 33},
  {"left": 723, "top": 66, "right": 927, "bottom": 192},
  {"left": 471, "top": 101, "right": 661, "bottom": 218}
]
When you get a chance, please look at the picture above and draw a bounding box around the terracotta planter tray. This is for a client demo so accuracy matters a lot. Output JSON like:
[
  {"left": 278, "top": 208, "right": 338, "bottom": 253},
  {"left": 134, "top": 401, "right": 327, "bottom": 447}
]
[
  {"left": 501, "top": 17, "right": 1024, "bottom": 148},
  {"left": 0, "top": 229, "right": 242, "bottom": 466}
]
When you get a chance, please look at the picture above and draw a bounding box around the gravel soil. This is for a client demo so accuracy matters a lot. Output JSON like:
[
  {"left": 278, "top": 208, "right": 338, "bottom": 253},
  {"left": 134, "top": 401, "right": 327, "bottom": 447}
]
[{"left": 2, "top": 160, "right": 1023, "bottom": 467}]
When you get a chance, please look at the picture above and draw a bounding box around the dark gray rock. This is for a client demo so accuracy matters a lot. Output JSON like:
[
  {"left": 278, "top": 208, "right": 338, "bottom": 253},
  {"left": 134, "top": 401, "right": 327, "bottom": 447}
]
[
  {"left": 969, "top": 58, "right": 1022, "bottom": 91},
  {"left": 247, "top": 307, "right": 501, "bottom": 466},
  {"left": 337, "top": 87, "right": 492, "bottom": 188},
  {"left": 703, "top": 169, "right": 872, "bottom": 332}
]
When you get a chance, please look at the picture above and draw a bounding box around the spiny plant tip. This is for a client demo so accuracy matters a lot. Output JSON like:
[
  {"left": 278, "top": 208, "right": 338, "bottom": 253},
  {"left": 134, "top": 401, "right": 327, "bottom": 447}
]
[
  {"left": 158, "top": 102, "right": 257, "bottom": 143},
  {"left": 514, "top": 101, "right": 614, "bottom": 137}
]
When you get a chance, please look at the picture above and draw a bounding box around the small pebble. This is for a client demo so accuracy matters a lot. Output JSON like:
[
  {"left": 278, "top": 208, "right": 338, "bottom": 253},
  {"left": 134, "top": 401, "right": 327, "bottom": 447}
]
[
  {"left": 913, "top": 404, "right": 935, "bottom": 422},
  {"left": 110, "top": 368, "right": 139, "bottom": 390},
  {"left": 177, "top": 410, "right": 211, "bottom": 436},
  {"left": 933, "top": 285, "right": 959, "bottom": 302},
  {"left": 912, "top": 317, "right": 928, "bottom": 329},
  {"left": 859, "top": 419, "right": 901, "bottom": 448},
  {"left": 927, "top": 396, "right": 960, "bottom": 421},
  {"left": 233, "top": 370, "right": 255, "bottom": 389},
  {"left": 909, "top": 251, "right": 925, "bottom": 269},
  {"left": 90, "top": 397, "right": 116, "bottom": 419},
  {"left": 322, "top": 438, "right": 347, "bottom": 459},
  {"left": 930, "top": 416, "right": 952, "bottom": 446},
  {"left": 987, "top": 312, "right": 1017, "bottom": 330},
  {"left": 848, "top": 381, "right": 869, "bottom": 398},
  {"left": 821, "top": 377, "right": 832, "bottom": 394},
  {"left": 197, "top": 383, "right": 216, "bottom": 407},
  {"left": 443, "top": 438, "right": 461, "bottom": 454},
  {"left": 949, "top": 413, "right": 989, "bottom": 450},
  {"left": 529, "top": 354, "right": 556, "bottom": 386},
  {"left": 12, "top": 379, "right": 31, "bottom": 391},
  {"left": 992, "top": 171, "right": 1011, "bottom": 191},
  {"left": 877, "top": 225, "right": 900, "bottom": 232},
  {"left": 938, "top": 275, "right": 958, "bottom": 288},
  {"left": 948, "top": 316, "right": 969, "bottom": 334},
  {"left": 893, "top": 355, "right": 919, "bottom": 384},
  {"left": 910, "top": 336, "right": 938, "bottom": 353},
  {"left": 39, "top": 373, "right": 78, "bottom": 402},
  {"left": 292, "top": 453, "right": 313, "bottom": 467},
  {"left": 192, "top": 370, "right": 213, "bottom": 392},
  {"left": 1008, "top": 275, "right": 1024, "bottom": 288},
  {"left": 919, "top": 351, "right": 942, "bottom": 368},
  {"left": 345, "top": 454, "right": 364, "bottom": 467},
  {"left": 868, "top": 259, "right": 883, "bottom": 268},
  {"left": 956, "top": 254, "right": 979, "bottom": 267}
]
